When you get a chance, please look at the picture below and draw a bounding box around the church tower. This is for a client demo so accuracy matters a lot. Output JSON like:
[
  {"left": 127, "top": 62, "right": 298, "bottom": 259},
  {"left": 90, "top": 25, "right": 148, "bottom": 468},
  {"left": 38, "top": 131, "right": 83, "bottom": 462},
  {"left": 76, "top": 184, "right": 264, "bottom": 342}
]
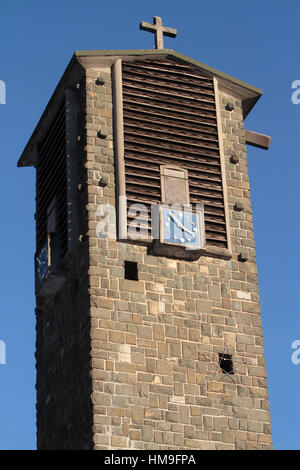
[{"left": 18, "top": 17, "right": 272, "bottom": 450}]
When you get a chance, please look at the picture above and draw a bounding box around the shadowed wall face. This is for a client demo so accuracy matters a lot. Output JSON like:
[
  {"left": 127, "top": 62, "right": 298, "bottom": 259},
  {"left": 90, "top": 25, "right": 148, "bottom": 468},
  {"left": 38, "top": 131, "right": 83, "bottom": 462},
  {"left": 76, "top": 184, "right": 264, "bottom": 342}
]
[
  {"left": 35, "top": 82, "right": 94, "bottom": 450},
  {"left": 35, "top": 254, "right": 93, "bottom": 450}
]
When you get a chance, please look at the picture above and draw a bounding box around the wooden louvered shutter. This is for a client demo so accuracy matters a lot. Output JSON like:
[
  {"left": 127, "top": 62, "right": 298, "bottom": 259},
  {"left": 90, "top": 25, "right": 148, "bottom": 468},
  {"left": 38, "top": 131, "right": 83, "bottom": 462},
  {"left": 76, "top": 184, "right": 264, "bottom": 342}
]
[
  {"left": 121, "top": 58, "right": 227, "bottom": 249},
  {"left": 36, "top": 100, "right": 68, "bottom": 261}
]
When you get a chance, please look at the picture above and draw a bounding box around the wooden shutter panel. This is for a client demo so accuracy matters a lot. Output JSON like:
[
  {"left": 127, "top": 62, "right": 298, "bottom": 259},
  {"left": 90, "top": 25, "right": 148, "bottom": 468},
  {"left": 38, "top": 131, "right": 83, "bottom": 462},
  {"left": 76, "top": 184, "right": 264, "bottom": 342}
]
[
  {"left": 121, "top": 58, "right": 227, "bottom": 248},
  {"left": 36, "top": 100, "right": 68, "bottom": 258}
]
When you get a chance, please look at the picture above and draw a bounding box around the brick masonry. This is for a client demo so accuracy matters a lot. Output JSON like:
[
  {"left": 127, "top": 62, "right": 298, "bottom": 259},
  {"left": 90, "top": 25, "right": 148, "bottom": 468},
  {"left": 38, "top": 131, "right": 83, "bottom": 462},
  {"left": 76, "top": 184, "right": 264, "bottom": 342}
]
[
  {"left": 35, "top": 73, "right": 94, "bottom": 449},
  {"left": 36, "top": 249, "right": 93, "bottom": 449},
  {"left": 83, "top": 65, "right": 273, "bottom": 450},
  {"left": 35, "top": 60, "right": 272, "bottom": 450}
]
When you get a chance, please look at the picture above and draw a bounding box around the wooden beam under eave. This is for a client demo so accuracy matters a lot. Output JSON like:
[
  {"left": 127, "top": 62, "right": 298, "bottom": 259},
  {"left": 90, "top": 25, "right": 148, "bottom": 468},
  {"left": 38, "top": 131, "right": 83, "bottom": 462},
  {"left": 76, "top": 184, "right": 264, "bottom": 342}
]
[{"left": 245, "top": 129, "right": 271, "bottom": 150}]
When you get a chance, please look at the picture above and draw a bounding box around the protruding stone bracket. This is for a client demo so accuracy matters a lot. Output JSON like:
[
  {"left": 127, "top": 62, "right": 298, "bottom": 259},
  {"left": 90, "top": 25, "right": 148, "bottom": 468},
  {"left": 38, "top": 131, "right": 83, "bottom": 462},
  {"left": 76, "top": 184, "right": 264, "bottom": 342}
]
[
  {"left": 96, "top": 77, "right": 105, "bottom": 85},
  {"left": 234, "top": 202, "right": 244, "bottom": 212},
  {"left": 238, "top": 249, "right": 248, "bottom": 262},
  {"left": 97, "top": 130, "right": 107, "bottom": 139},
  {"left": 225, "top": 102, "right": 234, "bottom": 111},
  {"left": 98, "top": 175, "right": 108, "bottom": 187},
  {"left": 230, "top": 153, "right": 239, "bottom": 164}
]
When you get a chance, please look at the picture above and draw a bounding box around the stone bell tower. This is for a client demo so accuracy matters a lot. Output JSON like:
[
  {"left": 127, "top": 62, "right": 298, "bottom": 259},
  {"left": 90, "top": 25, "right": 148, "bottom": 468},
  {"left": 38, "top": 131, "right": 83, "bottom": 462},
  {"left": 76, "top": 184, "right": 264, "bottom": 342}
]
[{"left": 18, "top": 17, "right": 272, "bottom": 450}]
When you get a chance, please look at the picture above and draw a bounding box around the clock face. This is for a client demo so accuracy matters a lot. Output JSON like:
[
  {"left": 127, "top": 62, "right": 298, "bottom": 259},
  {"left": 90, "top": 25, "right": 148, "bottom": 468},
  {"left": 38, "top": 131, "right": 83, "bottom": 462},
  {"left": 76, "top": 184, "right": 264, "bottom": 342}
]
[
  {"left": 36, "top": 242, "right": 49, "bottom": 287},
  {"left": 160, "top": 207, "right": 204, "bottom": 250}
]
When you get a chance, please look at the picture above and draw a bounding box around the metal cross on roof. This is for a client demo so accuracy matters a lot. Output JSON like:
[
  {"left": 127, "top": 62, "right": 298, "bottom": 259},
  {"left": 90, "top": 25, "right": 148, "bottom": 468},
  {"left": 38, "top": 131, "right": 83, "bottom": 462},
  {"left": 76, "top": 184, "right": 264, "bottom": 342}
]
[{"left": 140, "top": 16, "right": 177, "bottom": 50}]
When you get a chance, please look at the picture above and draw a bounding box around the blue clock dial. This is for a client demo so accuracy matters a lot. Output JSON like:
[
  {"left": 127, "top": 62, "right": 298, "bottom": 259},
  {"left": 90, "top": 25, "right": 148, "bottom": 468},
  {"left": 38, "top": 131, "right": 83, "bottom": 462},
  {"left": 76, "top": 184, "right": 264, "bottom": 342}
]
[
  {"left": 161, "top": 208, "right": 204, "bottom": 250},
  {"left": 36, "top": 242, "right": 49, "bottom": 287}
]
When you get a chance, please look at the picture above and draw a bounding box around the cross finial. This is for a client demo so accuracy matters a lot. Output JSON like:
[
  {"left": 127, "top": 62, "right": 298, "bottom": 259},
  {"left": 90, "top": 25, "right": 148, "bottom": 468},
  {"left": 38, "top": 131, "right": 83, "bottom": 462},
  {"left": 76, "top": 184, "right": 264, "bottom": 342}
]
[{"left": 140, "top": 16, "right": 177, "bottom": 50}]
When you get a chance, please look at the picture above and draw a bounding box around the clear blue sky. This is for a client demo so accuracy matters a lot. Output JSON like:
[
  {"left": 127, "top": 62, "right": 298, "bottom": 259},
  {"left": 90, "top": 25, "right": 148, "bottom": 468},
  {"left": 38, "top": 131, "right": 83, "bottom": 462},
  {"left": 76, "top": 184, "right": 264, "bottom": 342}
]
[{"left": 0, "top": 0, "right": 299, "bottom": 450}]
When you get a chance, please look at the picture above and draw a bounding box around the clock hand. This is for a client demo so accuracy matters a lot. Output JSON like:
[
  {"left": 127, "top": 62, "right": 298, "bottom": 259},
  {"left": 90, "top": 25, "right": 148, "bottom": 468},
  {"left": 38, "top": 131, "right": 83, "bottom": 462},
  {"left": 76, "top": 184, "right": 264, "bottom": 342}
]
[{"left": 168, "top": 212, "right": 196, "bottom": 238}]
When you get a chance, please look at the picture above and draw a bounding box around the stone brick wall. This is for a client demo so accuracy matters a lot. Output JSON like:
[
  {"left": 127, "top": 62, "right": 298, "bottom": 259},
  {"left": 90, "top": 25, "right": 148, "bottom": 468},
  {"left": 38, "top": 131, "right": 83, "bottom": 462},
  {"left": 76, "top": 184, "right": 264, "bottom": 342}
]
[
  {"left": 84, "top": 66, "right": 273, "bottom": 450},
  {"left": 35, "top": 80, "right": 94, "bottom": 450},
  {"left": 36, "top": 250, "right": 93, "bottom": 449}
]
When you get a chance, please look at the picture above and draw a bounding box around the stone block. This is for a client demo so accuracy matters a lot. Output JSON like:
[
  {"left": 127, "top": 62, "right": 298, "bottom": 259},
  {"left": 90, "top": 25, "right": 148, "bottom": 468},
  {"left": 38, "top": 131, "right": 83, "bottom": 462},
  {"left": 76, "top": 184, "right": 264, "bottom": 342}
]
[
  {"left": 157, "top": 360, "right": 173, "bottom": 375},
  {"left": 182, "top": 342, "right": 197, "bottom": 360},
  {"left": 142, "top": 425, "right": 154, "bottom": 442},
  {"left": 131, "top": 406, "right": 143, "bottom": 424},
  {"left": 120, "top": 279, "right": 145, "bottom": 293},
  {"left": 196, "top": 300, "right": 212, "bottom": 314},
  {"left": 111, "top": 435, "right": 127, "bottom": 447}
]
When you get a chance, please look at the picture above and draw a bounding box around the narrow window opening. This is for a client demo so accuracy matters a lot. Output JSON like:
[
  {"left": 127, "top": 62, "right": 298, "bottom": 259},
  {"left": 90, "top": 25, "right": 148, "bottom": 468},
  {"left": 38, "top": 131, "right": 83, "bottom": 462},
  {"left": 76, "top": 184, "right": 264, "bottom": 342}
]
[
  {"left": 124, "top": 261, "right": 138, "bottom": 281},
  {"left": 219, "top": 353, "right": 234, "bottom": 375}
]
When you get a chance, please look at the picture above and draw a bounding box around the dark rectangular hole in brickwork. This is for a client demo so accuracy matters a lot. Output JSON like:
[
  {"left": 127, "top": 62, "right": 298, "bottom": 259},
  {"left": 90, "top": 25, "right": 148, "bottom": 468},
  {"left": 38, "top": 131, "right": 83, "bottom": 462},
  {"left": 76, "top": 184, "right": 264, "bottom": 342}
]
[
  {"left": 124, "top": 261, "right": 138, "bottom": 281},
  {"left": 219, "top": 353, "right": 234, "bottom": 374}
]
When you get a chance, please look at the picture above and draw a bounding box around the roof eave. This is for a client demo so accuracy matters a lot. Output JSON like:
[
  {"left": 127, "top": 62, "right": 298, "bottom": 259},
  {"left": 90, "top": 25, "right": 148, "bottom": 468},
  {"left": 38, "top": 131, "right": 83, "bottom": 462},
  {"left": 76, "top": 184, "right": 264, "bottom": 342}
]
[
  {"left": 17, "top": 54, "right": 84, "bottom": 168},
  {"left": 18, "top": 49, "right": 262, "bottom": 168}
]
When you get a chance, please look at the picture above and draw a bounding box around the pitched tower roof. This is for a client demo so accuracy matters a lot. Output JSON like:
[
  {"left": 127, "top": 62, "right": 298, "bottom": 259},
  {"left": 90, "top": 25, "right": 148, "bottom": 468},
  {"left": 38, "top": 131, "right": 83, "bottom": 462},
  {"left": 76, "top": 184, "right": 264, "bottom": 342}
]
[{"left": 18, "top": 49, "right": 262, "bottom": 167}]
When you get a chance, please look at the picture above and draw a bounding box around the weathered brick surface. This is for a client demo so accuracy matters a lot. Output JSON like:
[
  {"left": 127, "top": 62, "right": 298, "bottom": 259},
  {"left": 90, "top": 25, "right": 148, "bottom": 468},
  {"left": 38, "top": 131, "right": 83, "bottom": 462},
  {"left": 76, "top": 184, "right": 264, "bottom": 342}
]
[
  {"left": 84, "top": 67, "right": 272, "bottom": 450},
  {"left": 36, "top": 250, "right": 93, "bottom": 449},
  {"left": 34, "top": 62, "right": 272, "bottom": 450},
  {"left": 35, "top": 77, "right": 94, "bottom": 449}
]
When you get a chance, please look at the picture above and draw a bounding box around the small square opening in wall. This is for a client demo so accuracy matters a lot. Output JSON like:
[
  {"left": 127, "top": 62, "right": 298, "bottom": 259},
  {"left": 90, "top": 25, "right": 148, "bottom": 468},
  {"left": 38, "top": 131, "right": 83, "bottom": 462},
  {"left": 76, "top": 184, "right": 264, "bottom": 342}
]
[
  {"left": 124, "top": 261, "right": 138, "bottom": 281},
  {"left": 219, "top": 353, "right": 234, "bottom": 375}
]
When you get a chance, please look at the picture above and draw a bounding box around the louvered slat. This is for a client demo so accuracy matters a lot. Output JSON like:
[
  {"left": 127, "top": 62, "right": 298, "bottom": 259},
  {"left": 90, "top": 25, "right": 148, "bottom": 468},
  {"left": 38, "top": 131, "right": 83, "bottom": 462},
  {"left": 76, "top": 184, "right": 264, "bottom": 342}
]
[
  {"left": 36, "top": 101, "right": 68, "bottom": 257},
  {"left": 122, "top": 59, "right": 227, "bottom": 248}
]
